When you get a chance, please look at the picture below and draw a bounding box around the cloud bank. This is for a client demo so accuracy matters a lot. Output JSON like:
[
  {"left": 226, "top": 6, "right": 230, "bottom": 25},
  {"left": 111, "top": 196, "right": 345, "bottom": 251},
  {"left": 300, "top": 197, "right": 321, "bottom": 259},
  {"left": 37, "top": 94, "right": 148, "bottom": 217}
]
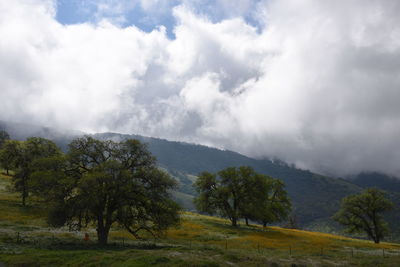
[{"left": 1, "top": 0, "right": 400, "bottom": 177}]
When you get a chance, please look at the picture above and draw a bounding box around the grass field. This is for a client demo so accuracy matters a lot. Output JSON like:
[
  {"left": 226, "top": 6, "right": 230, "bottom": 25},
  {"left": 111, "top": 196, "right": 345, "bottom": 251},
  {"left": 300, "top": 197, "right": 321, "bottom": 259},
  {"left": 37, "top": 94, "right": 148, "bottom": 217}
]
[{"left": 0, "top": 172, "right": 399, "bottom": 266}]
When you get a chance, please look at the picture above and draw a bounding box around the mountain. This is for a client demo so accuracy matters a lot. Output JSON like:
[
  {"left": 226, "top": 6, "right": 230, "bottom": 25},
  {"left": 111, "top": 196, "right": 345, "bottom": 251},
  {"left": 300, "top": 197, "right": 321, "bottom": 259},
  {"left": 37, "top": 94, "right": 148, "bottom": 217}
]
[
  {"left": 1, "top": 120, "right": 399, "bottom": 240},
  {"left": 349, "top": 172, "right": 400, "bottom": 193}
]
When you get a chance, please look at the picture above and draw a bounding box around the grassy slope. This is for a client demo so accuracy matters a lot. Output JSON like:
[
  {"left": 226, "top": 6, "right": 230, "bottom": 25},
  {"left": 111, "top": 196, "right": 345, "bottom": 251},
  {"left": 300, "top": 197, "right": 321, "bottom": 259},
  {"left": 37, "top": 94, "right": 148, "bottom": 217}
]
[{"left": 0, "top": 173, "right": 399, "bottom": 267}]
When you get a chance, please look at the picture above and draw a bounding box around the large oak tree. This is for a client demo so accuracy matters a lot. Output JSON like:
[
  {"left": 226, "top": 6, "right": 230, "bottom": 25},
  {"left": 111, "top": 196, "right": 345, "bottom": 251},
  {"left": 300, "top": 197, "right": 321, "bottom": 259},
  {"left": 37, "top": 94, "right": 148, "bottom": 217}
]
[
  {"left": 334, "top": 188, "right": 393, "bottom": 243},
  {"left": 32, "top": 136, "right": 180, "bottom": 245}
]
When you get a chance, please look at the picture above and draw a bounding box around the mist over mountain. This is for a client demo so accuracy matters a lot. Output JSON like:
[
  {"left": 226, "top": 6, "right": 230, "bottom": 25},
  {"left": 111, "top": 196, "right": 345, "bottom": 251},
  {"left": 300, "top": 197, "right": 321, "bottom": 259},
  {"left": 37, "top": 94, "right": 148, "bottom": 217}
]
[{"left": 0, "top": 120, "right": 81, "bottom": 151}]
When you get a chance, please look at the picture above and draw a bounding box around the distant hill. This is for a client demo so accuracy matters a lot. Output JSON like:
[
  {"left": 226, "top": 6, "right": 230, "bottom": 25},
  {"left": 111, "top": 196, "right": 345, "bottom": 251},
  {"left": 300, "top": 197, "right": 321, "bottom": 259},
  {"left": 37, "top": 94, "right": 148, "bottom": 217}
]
[
  {"left": 349, "top": 172, "right": 400, "bottom": 193},
  {"left": 1, "top": 120, "right": 399, "bottom": 240}
]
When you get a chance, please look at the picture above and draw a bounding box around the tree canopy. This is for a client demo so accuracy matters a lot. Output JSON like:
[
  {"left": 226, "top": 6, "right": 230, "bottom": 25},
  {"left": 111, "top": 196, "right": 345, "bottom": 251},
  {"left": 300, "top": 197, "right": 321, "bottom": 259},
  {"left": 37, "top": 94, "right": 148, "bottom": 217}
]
[
  {"left": 0, "top": 139, "right": 19, "bottom": 175},
  {"left": 0, "top": 130, "right": 10, "bottom": 148},
  {"left": 31, "top": 136, "right": 180, "bottom": 245},
  {"left": 0, "top": 137, "right": 61, "bottom": 205},
  {"left": 194, "top": 166, "right": 291, "bottom": 227},
  {"left": 333, "top": 188, "right": 393, "bottom": 243}
]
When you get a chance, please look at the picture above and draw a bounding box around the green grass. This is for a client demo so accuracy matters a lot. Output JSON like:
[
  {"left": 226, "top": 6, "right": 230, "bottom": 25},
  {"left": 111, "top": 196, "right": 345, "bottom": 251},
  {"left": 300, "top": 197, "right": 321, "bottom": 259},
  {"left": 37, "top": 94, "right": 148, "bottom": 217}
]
[{"left": 0, "top": 172, "right": 399, "bottom": 266}]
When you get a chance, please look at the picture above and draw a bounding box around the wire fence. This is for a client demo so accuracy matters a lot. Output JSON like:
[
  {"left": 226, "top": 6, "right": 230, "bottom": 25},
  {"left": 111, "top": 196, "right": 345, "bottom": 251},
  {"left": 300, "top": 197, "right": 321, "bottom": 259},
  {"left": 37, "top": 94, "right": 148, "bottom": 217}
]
[{"left": 1, "top": 231, "right": 400, "bottom": 260}]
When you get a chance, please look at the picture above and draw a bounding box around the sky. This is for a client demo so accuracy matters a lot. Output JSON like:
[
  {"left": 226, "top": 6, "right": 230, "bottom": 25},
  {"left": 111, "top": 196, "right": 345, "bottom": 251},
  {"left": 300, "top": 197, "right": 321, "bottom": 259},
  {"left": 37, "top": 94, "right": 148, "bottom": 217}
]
[{"left": 1, "top": 0, "right": 400, "bottom": 177}]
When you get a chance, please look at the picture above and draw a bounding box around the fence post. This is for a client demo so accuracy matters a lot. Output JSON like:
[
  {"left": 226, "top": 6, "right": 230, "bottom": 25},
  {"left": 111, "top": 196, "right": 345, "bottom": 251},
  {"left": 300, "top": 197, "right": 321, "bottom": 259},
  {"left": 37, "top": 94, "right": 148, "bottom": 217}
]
[{"left": 382, "top": 248, "right": 385, "bottom": 258}]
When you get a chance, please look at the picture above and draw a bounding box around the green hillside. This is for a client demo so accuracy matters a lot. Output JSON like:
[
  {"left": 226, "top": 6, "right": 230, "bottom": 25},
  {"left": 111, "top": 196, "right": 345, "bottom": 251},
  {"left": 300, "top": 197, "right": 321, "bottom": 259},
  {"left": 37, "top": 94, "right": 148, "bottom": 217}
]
[
  {"left": 1, "top": 121, "right": 400, "bottom": 240},
  {"left": 93, "top": 132, "right": 400, "bottom": 239},
  {"left": 350, "top": 172, "right": 400, "bottom": 193},
  {"left": 0, "top": 172, "right": 399, "bottom": 266}
]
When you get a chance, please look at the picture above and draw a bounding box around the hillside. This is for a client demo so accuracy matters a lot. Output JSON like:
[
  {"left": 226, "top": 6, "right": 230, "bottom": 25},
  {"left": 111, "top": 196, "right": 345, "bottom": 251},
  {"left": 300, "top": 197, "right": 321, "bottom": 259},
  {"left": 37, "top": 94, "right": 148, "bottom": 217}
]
[
  {"left": 1, "top": 120, "right": 400, "bottom": 239},
  {"left": 95, "top": 132, "right": 365, "bottom": 228},
  {"left": 0, "top": 173, "right": 399, "bottom": 267},
  {"left": 349, "top": 172, "right": 400, "bottom": 193},
  {"left": 93, "top": 132, "right": 400, "bottom": 239}
]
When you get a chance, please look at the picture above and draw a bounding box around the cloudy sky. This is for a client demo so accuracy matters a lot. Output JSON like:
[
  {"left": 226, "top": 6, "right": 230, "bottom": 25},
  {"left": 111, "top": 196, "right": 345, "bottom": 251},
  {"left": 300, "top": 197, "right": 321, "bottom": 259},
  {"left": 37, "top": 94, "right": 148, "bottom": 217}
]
[{"left": 1, "top": 0, "right": 400, "bottom": 177}]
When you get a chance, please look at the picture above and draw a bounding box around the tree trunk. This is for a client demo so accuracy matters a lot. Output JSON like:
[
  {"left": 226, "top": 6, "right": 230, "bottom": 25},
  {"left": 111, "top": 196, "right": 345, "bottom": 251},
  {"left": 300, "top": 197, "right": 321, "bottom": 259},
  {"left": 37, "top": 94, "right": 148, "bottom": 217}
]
[
  {"left": 22, "top": 180, "right": 26, "bottom": 206},
  {"left": 6, "top": 168, "right": 9, "bottom": 175},
  {"left": 97, "top": 229, "right": 109, "bottom": 245},
  {"left": 232, "top": 217, "right": 237, "bottom": 227},
  {"left": 367, "top": 227, "right": 380, "bottom": 244},
  {"left": 22, "top": 192, "right": 26, "bottom": 206},
  {"left": 371, "top": 214, "right": 380, "bottom": 244},
  {"left": 96, "top": 217, "right": 111, "bottom": 245},
  {"left": 21, "top": 175, "right": 28, "bottom": 206},
  {"left": 245, "top": 217, "right": 249, "bottom": 226}
]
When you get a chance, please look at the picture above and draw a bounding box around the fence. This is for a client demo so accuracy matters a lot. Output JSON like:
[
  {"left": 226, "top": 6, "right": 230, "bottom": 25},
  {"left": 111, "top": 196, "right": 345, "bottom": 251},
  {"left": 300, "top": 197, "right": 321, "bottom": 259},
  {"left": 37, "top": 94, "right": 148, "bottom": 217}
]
[{"left": 2, "top": 231, "right": 400, "bottom": 261}]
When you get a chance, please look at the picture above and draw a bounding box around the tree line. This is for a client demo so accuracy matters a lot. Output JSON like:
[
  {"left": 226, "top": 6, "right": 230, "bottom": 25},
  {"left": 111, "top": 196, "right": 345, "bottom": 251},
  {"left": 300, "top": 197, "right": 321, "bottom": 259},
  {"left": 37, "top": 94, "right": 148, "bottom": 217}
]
[{"left": 0, "top": 129, "right": 394, "bottom": 244}]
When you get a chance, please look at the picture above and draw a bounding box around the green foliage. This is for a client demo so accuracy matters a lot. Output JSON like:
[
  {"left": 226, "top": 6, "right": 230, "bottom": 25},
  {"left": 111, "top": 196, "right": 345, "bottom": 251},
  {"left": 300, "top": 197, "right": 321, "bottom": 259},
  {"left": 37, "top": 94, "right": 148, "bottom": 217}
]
[
  {"left": 194, "top": 166, "right": 291, "bottom": 227},
  {"left": 0, "top": 130, "right": 10, "bottom": 148},
  {"left": 244, "top": 177, "right": 291, "bottom": 227},
  {"left": 14, "top": 138, "right": 61, "bottom": 206},
  {"left": 0, "top": 140, "right": 20, "bottom": 175},
  {"left": 46, "top": 203, "right": 69, "bottom": 227},
  {"left": 32, "top": 136, "right": 181, "bottom": 245},
  {"left": 334, "top": 188, "right": 394, "bottom": 243},
  {"left": 0, "top": 137, "right": 61, "bottom": 205},
  {"left": 30, "top": 155, "right": 72, "bottom": 202}
]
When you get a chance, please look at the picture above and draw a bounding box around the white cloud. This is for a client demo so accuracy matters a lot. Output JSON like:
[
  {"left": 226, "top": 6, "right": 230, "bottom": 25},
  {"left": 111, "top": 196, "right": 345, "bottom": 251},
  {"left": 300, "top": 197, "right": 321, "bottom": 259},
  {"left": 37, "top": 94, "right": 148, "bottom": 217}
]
[{"left": 2, "top": 0, "right": 400, "bottom": 177}]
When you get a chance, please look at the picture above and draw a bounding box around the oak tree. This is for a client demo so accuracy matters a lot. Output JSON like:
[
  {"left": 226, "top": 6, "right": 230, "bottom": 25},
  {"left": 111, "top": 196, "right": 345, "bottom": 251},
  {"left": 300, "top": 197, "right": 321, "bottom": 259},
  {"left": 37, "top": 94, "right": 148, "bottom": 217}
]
[
  {"left": 194, "top": 166, "right": 291, "bottom": 227},
  {"left": 32, "top": 136, "right": 180, "bottom": 245},
  {"left": 1, "top": 137, "right": 60, "bottom": 205},
  {"left": 0, "top": 130, "right": 10, "bottom": 148},
  {"left": 0, "top": 139, "right": 20, "bottom": 175},
  {"left": 334, "top": 188, "right": 393, "bottom": 243}
]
